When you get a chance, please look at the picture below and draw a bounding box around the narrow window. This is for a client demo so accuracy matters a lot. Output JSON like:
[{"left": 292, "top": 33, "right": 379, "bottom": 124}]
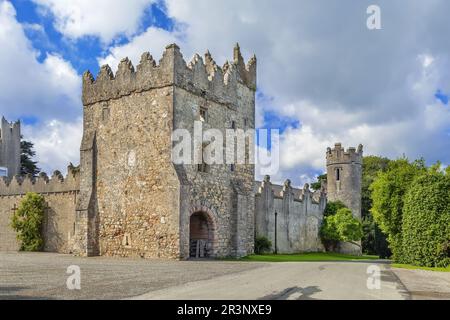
[
  {"left": 200, "top": 107, "right": 208, "bottom": 122},
  {"left": 230, "top": 164, "right": 235, "bottom": 172},
  {"left": 198, "top": 143, "right": 210, "bottom": 173},
  {"left": 231, "top": 121, "right": 236, "bottom": 130},
  {"left": 336, "top": 168, "right": 341, "bottom": 181},
  {"left": 123, "top": 233, "right": 132, "bottom": 248}
]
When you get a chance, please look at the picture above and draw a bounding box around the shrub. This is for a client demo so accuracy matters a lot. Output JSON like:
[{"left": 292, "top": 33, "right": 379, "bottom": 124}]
[
  {"left": 321, "top": 208, "right": 363, "bottom": 251},
  {"left": 324, "top": 201, "right": 347, "bottom": 217},
  {"left": 255, "top": 236, "right": 272, "bottom": 254},
  {"left": 11, "top": 192, "right": 46, "bottom": 251},
  {"left": 401, "top": 170, "right": 450, "bottom": 268}
]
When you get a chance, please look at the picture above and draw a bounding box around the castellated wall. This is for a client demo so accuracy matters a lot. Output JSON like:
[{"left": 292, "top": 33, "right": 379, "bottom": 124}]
[
  {"left": 255, "top": 177, "right": 326, "bottom": 253},
  {"left": 0, "top": 168, "right": 79, "bottom": 253}
]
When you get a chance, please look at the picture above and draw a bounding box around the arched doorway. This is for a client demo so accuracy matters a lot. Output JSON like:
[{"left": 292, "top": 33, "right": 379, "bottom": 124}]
[{"left": 189, "top": 211, "right": 215, "bottom": 258}]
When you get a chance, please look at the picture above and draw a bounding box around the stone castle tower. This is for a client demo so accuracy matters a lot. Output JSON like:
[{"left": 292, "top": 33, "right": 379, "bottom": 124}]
[
  {"left": 326, "top": 143, "right": 363, "bottom": 255},
  {"left": 0, "top": 117, "right": 21, "bottom": 178},
  {"left": 73, "top": 43, "right": 256, "bottom": 259}
]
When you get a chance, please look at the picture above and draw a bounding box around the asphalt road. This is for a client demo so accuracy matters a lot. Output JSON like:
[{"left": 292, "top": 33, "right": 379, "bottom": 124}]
[
  {"left": 1, "top": 252, "right": 449, "bottom": 300},
  {"left": 132, "top": 261, "right": 409, "bottom": 300}
]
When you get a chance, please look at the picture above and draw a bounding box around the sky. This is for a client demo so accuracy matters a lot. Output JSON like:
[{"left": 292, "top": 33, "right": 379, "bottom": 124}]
[{"left": 1, "top": 0, "right": 449, "bottom": 186}]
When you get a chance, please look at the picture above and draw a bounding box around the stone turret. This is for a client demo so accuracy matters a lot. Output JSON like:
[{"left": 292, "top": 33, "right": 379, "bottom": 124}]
[
  {"left": 326, "top": 143, "right": 363, "bottom": 255},
  {"left": 0, "top": 117, "right": 21, "bottom": 178}
]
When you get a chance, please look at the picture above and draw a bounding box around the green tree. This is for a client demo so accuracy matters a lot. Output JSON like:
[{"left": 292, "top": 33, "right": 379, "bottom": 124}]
[
  {"left": 321, "top": 208, "right": 363, "bottom": 252},
  {"left": 311, "top": 174, "right": 327, "bottom": 191},
  {"left": 10, "top": 193, "right": 46, "bottom": 251},
  {"left": 20, "top": 136, "right": 40, "bottom": 176},
  {"left": 361, "top": 156, "right": 391, "bottom": 257},
  {"left": 401, "top": 169, "right": 450, "bottom": 267},
  {"left": 324, "top": 200, "right": 347, "bottom": 217},
  {"left": 370, "top": 158, "right": 426, "bottom": 261}
]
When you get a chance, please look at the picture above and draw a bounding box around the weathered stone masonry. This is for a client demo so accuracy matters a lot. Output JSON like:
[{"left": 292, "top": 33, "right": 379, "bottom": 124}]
[
  {"left": 74, "top": 43, "right": 256, "bottom": 259},
  {"left": 255, "top": 177, "right": 327, "bottom": 254},
  {"left": 0, "top": 43, "right": 363, "bottom": 258},
  {"left": 0, "top": 168, "right": 79, "bottom": 253}
]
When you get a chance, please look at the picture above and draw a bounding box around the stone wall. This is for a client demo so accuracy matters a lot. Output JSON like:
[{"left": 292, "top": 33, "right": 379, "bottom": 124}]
[
  {"left": 75, "top": 87, "right": 181, "bottom": 259},
  {"left": 0, "top": 117, "right": 21, "bottom": 178},
  {"left": 0, "top": 168, "right": 79, "bottom": 253},
  {"left": 173, "top": 44, "right": 256, "bottom": 259},
  {"left": 255, "top": 176, "right": 326, "bottom": 253}
]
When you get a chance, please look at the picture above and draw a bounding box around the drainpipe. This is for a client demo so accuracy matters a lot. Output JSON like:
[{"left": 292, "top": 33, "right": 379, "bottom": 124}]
[{"left": 274, "top": 211, "right": 278, "bottom": 255}]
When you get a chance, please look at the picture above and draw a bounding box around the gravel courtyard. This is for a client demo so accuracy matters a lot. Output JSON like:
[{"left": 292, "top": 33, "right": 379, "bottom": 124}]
[{"left": 0, "top": 252, "right": 449, "bottom": 300}]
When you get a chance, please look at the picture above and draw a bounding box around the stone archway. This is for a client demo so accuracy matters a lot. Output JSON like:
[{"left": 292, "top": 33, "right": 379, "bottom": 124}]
[{"left": 189, "top": 210, "right": 216, "bottom": 258}]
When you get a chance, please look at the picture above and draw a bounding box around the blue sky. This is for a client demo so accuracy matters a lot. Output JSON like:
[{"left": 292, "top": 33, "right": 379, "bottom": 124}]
[
  {"left": 11, "top": 0, "right": 174, "bottom": 80},
  {"left": 1, "top": 0, "right": 449, "bottom": 186}
]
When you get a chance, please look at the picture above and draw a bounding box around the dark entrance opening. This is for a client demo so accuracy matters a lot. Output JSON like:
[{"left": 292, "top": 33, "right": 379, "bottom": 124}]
[{"left": 189, "top": 212, "right": 214, "bottom": 258}]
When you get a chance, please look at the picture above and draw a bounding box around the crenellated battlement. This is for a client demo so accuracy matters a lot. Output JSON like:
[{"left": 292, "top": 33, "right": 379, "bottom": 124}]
[
  {"left": 0, "top": 165, "right": 80, "bottom": 196},
  {"left": 326, "top": 143, "right": 363, "bottom": 165},
  {"left": 82, "top": 43, "right": 257, "bottom": 107},
  {"left": 0, "top": 117, "right": 20, "bottom": 141},
  {"left": 256, "top": 175, "right": 327, "bottom": 206},
  {"left": 255, "top": 175, "right": 326, "bottom": 254}
]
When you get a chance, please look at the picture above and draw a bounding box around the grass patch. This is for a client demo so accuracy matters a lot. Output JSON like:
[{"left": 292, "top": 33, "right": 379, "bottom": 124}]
[
  {"left": 240, "top": 252, "right": 380, "bottom": 262},
  {"left": 392, "top": 264, "right": 450, "bottom": 273}
]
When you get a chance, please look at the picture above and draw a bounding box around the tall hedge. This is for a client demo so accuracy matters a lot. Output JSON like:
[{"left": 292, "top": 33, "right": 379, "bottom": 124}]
[
  {"left": 370, "top": 159, "right": 426, "bottom": 261},
  {"left": 401, "top": 170, "right": 450, "bottom": 268}
]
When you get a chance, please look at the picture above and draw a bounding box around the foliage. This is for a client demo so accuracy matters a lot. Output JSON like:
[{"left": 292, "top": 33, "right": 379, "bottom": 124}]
[
  {"left": 311, "top": 174, "right": 327, "bottom": 191},
  {"left": 10, "top": 193, "right": 46, "bottom": 251},
  {"left": 20, "top": 136, "right": 40, "bottom": 176},
  {"left": 362, "top": 215, "right": 391, "bottom": 258},
  {"left": 255, "top": 236, "right": 272, "bottom": 254},
  {"left": 321, "top": 208, "right": 363, "bottom": 251},
  {"left": 362, "top": 156, "right": 391, "bottom": 219},
  {"left": 361, "top": 156, "right": 391, "bottom": 257},
  {"left": 370, "top": 158, "right": 426, "bottom": 261},
  {"left": 243, "top": 252, "right": 379, "bottom": 262},
  {"left": 323, "top": 201, "right": 347, "bottom": 217},
  {"left": 392, "top": 264, "right": 450, "bottom": 273},
  {"left": 401, "top": 169, "right": 450, "bottom": 268}
]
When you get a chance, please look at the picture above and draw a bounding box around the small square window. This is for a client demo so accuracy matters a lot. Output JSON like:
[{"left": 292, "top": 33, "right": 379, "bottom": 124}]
[{"left": 200, "top": 107, "right": 208, "bottom": 122}]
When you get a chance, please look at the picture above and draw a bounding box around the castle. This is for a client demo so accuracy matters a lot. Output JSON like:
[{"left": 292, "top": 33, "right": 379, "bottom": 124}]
[{"left": 0, "top": 44, "right": 362, "bottom": 258}]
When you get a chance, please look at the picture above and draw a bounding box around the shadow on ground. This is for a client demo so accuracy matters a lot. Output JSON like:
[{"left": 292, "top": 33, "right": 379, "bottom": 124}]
[
  {"left": 0, "top": 286, "right": 53, "bottom": 300},
  {"left": 259, "top": 286, "right": 322, "bottom": 300}
]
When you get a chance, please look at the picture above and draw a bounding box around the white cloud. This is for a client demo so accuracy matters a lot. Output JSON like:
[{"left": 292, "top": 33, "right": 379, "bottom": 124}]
[
  {"left": 0, "top": 0, "right": 81, "bottom": 121},
  {"left": 22, "top": 118, "right": 83, "bottom": 174},
  {"left": 32, "top": 0, "right": 155, "bottom": 43},
  {"left": 96, "top": 0, "right": 450, "bottom": 186},
  {"left": 0, "top": 0, "right": 82, "bottom": 172},
  {"left": 4, "top": 0, "right": 450, "bottom": 184},
  {"left": 98, "top": 27, "right": 179, "bottom": 71}
]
